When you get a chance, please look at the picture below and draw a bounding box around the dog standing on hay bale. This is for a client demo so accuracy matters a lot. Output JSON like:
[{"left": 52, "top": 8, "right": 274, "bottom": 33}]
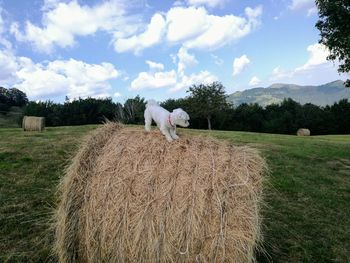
[
  {"left": 55, "top": 122, "right": 266, "bottom": 263},
  {"left": 144, "top": 100, "right": 190, "bottom": 142},
  {"left": 22, "top": 116, "right": 45, "bottom": 131}
]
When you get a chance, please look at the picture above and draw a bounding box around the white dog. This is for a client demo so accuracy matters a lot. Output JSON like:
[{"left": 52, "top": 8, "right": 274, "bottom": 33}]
[{"left": 144, "top": 100, "right": 190, "bottom": 142}]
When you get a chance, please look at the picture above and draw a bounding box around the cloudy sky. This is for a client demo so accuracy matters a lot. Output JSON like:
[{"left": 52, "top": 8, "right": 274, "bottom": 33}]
[{"left": 0, "top": 0, "right": 348, "bottom": 102}]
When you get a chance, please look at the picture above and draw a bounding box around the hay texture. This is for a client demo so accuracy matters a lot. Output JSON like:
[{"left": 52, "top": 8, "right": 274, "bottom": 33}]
[
  {"left": 297, "top": 128, "right": 310, "bottom": 136},
  {"left": 55, "top": 122, "right": 266, "bottom": 263},
  {"left": 22, "top": 116, "right": 45, "bottom": 131}
]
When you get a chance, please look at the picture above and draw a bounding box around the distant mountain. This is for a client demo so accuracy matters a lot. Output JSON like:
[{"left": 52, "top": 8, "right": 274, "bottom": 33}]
[{"left": 228, "top": 80, "right": 350, "bottom": 107}]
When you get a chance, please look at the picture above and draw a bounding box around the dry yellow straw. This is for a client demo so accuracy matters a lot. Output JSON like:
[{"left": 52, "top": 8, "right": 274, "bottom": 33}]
[{"left": 55, "top": 122, "right": 266, "bottom": 263}]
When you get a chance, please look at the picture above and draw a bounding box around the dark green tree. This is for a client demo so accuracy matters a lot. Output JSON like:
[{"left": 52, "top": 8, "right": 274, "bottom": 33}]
[
  {"left": 161, "top": 98, "right": 188, "bottom": 111},
  {"left": 8, "top": 88, "right": 28, "bottom": 106},
  {"left": 264, "top": 99, "right": 302, "bottom": 134},
  {"left": 187, "top": 82, "right": 231, "bottom": 130},
  {"left": 0, "top": 87, "right": 10, "bottom": 112},
  {"left": 123, "top": 96, "right": 146, "bottom": 124},
  {"left": 298, "top": 103, "right": 330, "bottom": 134},
  {"left": 232, "top": 103, "right": 265, "bottom": 132},
  {"left": 24, "top": 97, "right": 119, "bottom": 126},
  {"left": 329, "top": 99, "right": 350, "bottom": 134},
  {"left": 315, "top": 0, "right": 350, "bottom": 86}
]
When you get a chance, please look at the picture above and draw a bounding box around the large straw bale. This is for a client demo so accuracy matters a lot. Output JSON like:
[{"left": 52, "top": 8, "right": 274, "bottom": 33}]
[
  {"left": 55, "top": 122, "right": 266, "bottom": 263},
  {"left": 22, "top": 116, "right": 45, "bottom": 131},
  {"left": 297, "top": 128, "right": 310, "bottom": 136}
]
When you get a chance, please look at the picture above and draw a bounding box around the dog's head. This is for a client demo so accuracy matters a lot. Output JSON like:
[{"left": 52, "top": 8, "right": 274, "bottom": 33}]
[{"left": 172, "top": 108, "right": 190, "bottom": 127}]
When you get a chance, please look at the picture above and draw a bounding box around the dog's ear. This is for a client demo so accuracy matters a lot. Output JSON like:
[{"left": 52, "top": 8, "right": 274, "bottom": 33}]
[{"left": 173, "top": 109, "right": 190, "bottom": 120}]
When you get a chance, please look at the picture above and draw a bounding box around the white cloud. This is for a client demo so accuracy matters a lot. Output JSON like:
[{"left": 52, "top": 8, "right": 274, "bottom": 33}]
[
  {"left": 114, "top": 5, "right": 262, "bottom": 53},
  {"left": 130, "top": 59, "right": 177, "bottom": 90},
  {"left": 289, "top": 0, "right": 317, "bottom": 16},
  {"left": 271, "top": 43, "right": 330, "bottom": 82},
  {"left": 211, "top": 54, "right": 223, "bottom": 66},
  {"left": 10, "top": 2, "right": 261, "bottom": 55},
  {"left": 171, "top": 70, "right": 218, "bottom": 92},
  {"left": 166, "top": 6, "right": 209, "bottom": 43},
  {"left": 114, "top": 92, "right": 122, "bottom": 97},
  {"left": 172, "top": 47, "right": 217, "bottom": 92},
  {"left": 186, "top": 0, "right": 227, "bottom": 8},
  {"left": 0, "top": 49, "right": 19, "bottom": 86},
  {"left": 269, "top": 43, "right": 346, "bottom": 85},
  {"left": 307, "top": 7, "right": 318, "bottom": 16},
  {"left": 41, "top": 0, "right": 70, "bottom": 11},
  {"left": 0, "top": 8, "right": 12, "bottom": 49},
  {"left": 233, "top": 54, "right": 250, "bottom": 76},
  {"left": 15, "top": 58, "right": 70, "bottom": 98},
  {"left": 0, "top": 49, "right": 119, "bottom": 100},
  {"left": 296, "top": 43, "right": 329, "bottom": 70},
  {"left": 249, "top": 76, "right": 261, "bottom": 86},
  {"left": 184, "top": 6, "right": 263, "bottom": 50},
  {"left": 173, "top": 1, "right": 185, "bottom": 7},
  {"left": 130, "top": 55, "right": 216, "bottom": 92},
  {"left": 145, "top": 60, "right": 165, "bottom": 71},
  {"left": 114, "top": 13, "right": 166, "bottom": 54},
  {"left": 17, "top": 58, "right": 119, "bottom": 99},
  {"left": 177, "top": 47, "right": 198, "bottom": 76},
  {"left": 130, "top": 70, "right": 177, "bottom": 90},
  {"left": 270, "top": 66, "right": 293, "bottom": 81},
  {"left": 11, "top": 0, "right": 139, "bottom": 53}
]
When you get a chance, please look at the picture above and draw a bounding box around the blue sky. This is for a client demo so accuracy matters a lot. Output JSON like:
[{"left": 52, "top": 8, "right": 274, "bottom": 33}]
[{"left": 0, "top": 0, "right": 348, "bottom": 103}]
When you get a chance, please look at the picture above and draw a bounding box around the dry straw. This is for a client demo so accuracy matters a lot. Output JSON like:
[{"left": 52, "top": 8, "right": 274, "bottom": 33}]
[
  {"left": 55, "top": 122, "right": 266, "bottom": 262},
  {"left": 22, "top": 116, "right": 45, "bottom": 131},
  {"left": 297, "top": 128, "right": 310, "bottom": 136}
]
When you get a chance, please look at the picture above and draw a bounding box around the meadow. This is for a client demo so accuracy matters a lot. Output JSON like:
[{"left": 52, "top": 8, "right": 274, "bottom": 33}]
[{"left": 0, "top": 125, "right": 349, "bottom": 262}]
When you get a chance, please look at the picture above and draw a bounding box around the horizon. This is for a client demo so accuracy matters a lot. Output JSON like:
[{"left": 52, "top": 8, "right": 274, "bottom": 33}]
[{"left": 0, "top": 0, "right": 348, "bottom": 104}]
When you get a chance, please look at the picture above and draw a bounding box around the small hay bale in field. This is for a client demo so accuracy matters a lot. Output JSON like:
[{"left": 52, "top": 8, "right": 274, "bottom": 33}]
[
  {"left": 55, "top": 122, "right": 267, "bottom": 263},
  {"left": 22, "top": 116, "right": 45, "bottom": 131},
  {"left": 297, "top": 128, "right": 310, "bottom": 136}
]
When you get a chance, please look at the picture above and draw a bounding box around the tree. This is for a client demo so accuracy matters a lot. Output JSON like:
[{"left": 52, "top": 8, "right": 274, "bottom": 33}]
[
  {"left": 232, "top": 103, "right": 265, "bottom": 132},
  {"left": 8, "top": 88, "right": 28, "bottom": 106},
  {"left": 161, "top": 98, "right": 188, "bottom": 111},
  {"left": 0, "top": 87, "right": 10, "bottom": 112},
  {"left": 123, "top": 96, "right": 146, "bottom": 124},
  {"left": 315, "top": 0, "right": 350, "bottom": 86},
  {"left": 187, "top": 82, "right": 231, "bottom": 130},
  {"left": 329, "top": 99, "right": 350, "bottom": 134}
]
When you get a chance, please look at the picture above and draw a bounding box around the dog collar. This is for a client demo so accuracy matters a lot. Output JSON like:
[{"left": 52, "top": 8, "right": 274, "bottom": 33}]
[{"left": 168, "top": 115, "right": 175, "bottom": 127}]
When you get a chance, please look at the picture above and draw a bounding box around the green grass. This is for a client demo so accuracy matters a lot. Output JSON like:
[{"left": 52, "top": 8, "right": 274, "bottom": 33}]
[{"left": 1, "top": 125, "right": 349, "bottom": 262}]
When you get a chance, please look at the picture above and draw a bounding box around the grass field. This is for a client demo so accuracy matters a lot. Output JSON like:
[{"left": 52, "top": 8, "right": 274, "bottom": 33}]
[{"left": 0, "top": 125, "right": 349, "bottom": 262}]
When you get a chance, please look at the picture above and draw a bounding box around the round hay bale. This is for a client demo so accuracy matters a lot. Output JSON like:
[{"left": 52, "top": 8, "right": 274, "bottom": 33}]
[
  {"left": 55, "top": 122, "right": 266, "bottom": 263},
  {"left": 22, "top": 116, "right": 45, "bottom": 131},
  {"left": 297, "top": 128, "right": 310, "bottom": 136}
]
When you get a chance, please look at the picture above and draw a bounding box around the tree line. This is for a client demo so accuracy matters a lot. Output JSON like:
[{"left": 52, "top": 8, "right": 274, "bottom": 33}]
[
  {"left": 23, "top": 96, "right": 146, "bottom": 127},
  {"left": 17, "top": 82, "right": 350, "bottom": 135},
  {"left": 160, "top": 83, "right": 350, "bottom": 135}
]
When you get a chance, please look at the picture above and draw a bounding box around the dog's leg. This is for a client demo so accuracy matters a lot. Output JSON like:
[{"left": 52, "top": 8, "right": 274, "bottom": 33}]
[
  {"left": 169, "top": 127, "right": 179, "bottom": 140},
  {"left": 160, "top": 126, "right": 173, "bottom": 142},
  {"left": 144, "top": 110, "right": 152, "bottom": 132}
]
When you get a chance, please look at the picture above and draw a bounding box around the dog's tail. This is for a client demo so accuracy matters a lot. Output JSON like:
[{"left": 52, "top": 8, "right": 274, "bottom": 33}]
[{"left": 146, "top": 99, "right": 158, "bottom": 108}]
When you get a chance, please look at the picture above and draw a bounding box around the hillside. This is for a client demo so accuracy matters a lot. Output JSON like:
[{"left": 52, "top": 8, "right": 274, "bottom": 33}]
[{"left": 228, "top": 80, "right": 350, "bottom": 107}]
